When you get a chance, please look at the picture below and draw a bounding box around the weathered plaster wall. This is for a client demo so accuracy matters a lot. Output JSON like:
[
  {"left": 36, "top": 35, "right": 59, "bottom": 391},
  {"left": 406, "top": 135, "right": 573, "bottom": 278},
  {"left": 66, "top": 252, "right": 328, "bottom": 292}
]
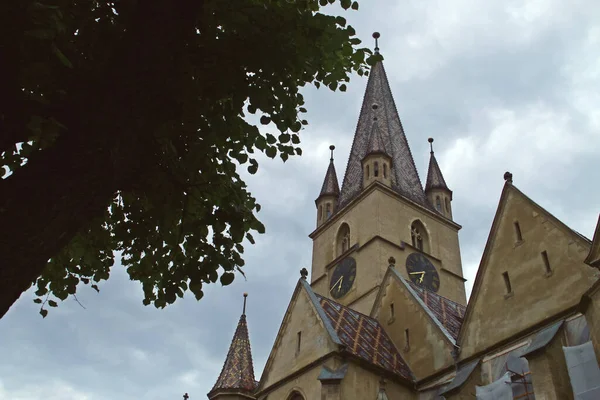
[{"left": 460, "top": 188, "right": 597, "bottom": 359}]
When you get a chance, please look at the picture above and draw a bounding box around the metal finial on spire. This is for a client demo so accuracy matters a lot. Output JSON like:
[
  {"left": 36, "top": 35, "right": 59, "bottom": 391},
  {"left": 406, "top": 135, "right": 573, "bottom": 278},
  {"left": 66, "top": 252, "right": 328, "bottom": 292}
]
[
  {"left": 504, "top": 171, "right": 513, "bottom": 184},
  {"left": 372, "top": 32, "right": 380, "bottom": 54},
  {"left": 183, "top": 393, "right": 189, "bottom": 400},
  {"left": 329, "top": 145, "right": 335, "bottom": 162},
  {"left": 300, "top": 267, "right": 308, "bottom": 279},
  {"left": 428, "top": 137, "right": 434, "bottom": 153},
  {"left": 242, "top": 293, "right": 248, "bottom": 315}
]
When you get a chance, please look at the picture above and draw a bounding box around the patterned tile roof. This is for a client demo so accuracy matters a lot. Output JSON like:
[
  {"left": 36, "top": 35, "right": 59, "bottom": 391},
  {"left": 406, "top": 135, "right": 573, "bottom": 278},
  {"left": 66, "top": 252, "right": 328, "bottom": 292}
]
[
  {"left": 365, "top": 122, "right": 390, "bottom": 157},
  {"left": 315, "top": 293, "right": 413, "bottom": 381},
  {"left": 406, "top": 280, "right": 466, "bottom": 341},
  {"left": 425, "top": 150, "right": 450, "bottom": 193},
  {"left": 209, "top": 314, "right": 257, "bottom": 397},
  {"left": 338, "top": 60, "right": 431, "bottom": 210},
  {"left": 318, "top": 159, "right": 340, "bottom": 198}
]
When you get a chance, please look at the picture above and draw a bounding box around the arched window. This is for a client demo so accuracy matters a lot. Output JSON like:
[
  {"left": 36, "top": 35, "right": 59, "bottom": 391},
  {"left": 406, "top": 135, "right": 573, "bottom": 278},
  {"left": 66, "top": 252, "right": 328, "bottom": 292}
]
[
  {"left": 410, "top": 220, "right": 429, "bottom": 253},
  {"left": 374, "top": 162, "right": 379, "bottom": 177},
  {"left": 337, "top": 223, "right": 350, "bottom": 256},
  {"left": 288, "top": 392, "right": 304, "bottom": 400},
  {"left": 445, "top": 197, "right": 450, "bottom": 213},
  {"left": 366, "top": 164, "right": 370, "bottom": 179},
  {"left": 318, "top": 205, "right": 323, "bottom": 221},
  {"left": 325, "top": 203, "right": 332, "bottom": 219},
  {"left": 383, "top": 163, "right": 387, "bottom": 178},
  {"left": 435, "top": 196, "right": 442, "bottom": 211}
]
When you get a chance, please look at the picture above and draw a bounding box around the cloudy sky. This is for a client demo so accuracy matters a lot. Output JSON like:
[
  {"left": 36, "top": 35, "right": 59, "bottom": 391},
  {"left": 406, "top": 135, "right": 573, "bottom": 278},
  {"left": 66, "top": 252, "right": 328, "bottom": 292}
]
[{"left": 2, "top": 1, "right": 600, "bottom": 399}]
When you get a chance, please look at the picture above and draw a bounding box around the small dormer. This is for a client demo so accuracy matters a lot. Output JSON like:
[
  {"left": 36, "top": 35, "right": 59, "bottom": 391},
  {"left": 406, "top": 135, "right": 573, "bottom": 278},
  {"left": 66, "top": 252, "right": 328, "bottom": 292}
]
[
  {"left": 315, "top": 145, "right": 340, "bottom": 228},
  {"left": 362, "top": 121, "right": 392, "bottom": 189},
  {"left": 425, "top": 138, "right": 453, "bottom": 220}
]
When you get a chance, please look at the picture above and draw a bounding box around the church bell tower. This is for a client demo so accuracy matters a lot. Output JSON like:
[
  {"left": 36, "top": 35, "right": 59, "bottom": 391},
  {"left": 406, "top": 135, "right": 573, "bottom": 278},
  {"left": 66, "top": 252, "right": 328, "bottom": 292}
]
[{"left": 308, "top": 33, "right": 467, "bottom": 314}]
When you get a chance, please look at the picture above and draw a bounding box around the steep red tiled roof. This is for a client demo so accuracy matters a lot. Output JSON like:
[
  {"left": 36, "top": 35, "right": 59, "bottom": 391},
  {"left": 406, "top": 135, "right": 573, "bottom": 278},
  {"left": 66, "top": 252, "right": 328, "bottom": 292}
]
[
  {"left": 315, "top": 294, "right": 413, "bottom": 380},
  {"left": 406, "top": 281, "right": 466, "bottom": 341},
  {"left": 209, "top": 314, "right": 257, "bottom": 397}
]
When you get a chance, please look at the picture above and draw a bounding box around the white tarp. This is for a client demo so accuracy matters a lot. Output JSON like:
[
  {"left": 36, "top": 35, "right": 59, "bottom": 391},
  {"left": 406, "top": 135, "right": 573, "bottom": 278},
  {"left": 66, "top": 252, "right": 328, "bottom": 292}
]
[
  {"left": 475, "top": 372, "right": 513, "bottom": 400},
  {"left": 563, "top": 341, "right": 600, "bottom": 399}
]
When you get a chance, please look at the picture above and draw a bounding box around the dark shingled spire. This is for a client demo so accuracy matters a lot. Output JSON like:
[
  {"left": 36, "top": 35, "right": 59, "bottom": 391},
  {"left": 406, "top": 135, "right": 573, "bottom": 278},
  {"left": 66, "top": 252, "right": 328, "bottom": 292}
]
[
  {"left": 208, "top": 296, "right": 257, "bottom": 398},
  {"left": 364, "top": 122, "right": 390, "bottom": 158},
  {"left": 318, "top": 145, "right": 340, "bottom": 198},
  {"left": 338, "top": 58, "right": 429, "bottom": 209},
  {"left": 425, "top": 138, "right": 450, "bottom": 193}
]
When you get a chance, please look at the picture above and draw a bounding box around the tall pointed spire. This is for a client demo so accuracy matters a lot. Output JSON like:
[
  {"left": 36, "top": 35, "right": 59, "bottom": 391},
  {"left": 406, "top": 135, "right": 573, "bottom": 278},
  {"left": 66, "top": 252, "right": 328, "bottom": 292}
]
[
  {"left": 208, "top": 294, "right": 257, "bottom": 399},
  {"left": 318, "top": 145, "right": 340, "bottom": 198},
  {"left": 365, "top": 122, "right": 389, "bottom": 157},
  {"left": 338, "top": 34, "right": 429, "bottom": 210},
  {"left": 424, "top": 138, "right": 450, "bottom": 193}
]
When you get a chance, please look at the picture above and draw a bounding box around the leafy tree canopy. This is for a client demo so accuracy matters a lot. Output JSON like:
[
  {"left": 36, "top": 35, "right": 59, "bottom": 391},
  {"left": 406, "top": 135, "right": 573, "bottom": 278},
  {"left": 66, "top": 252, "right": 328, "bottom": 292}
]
[{"left": 0, "top": 0, "right": 380, "bottom": 318}]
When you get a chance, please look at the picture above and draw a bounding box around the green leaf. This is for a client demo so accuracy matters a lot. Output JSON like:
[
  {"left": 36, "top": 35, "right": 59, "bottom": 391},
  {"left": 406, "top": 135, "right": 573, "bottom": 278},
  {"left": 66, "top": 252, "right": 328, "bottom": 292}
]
[
  {"left": 220, "top": 272, "right": 235, "bottom": 286},
  {"left": 40, "top": 309, "right": 48, "bottom": 318},
  {"left": 266, "top": 133, "right": 277, "bottom": 144},
  {"left": 265, "top": 146, "right": 277, "bottom": 158},
  {"left": 341, "top": 0, "right": 352, "bottom": 9},
  {"left": 33, "top": 298, "right": 42, "bottom": 304},
  {"left": 279, "top": 133, "right": 290, "bottom": 143},
  {"left": 48, "top": 300, "right": 58, "bottom": 307},
  {"left": 260, "top": 116, "right": 271, "bottom": 125},
  {"left": 51, "top": 43, "right": 73, "bottom": 68},
  {"left": 351, "top": 1, "right": 359, "bottom": 10},
  {"left": 340, "top": 84, "right": 347, "bottom": 92}
]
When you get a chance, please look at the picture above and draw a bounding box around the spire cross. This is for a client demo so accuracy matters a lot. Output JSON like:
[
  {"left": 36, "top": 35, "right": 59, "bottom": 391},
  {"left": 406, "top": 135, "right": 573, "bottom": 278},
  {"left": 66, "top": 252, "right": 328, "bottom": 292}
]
[
  {"left": 428, "top": 137, "right": 434, "bottom": 153},
  {"left": 183, "top": 393, "right": 189, "bottom": 400},
  {"left": 243, "top": 293, "right": 248, "bottom": 315},
  {"left": 372, "top": 32, "right": 381, "bottom": 54},
  {"left": 329, "top": 145, "right": 335, "bottom": 162}
]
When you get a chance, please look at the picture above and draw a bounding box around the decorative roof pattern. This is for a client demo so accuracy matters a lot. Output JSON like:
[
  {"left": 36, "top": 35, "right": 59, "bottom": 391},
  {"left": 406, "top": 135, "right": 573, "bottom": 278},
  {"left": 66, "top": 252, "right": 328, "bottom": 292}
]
[
  {"left": 209, "top": 314, "right": 257, "bottom": 396},
  {"left": 365, "top": 122, "right": 390, "bottom": 157},
  {"left": 425, "top": 151, "right": 450, "bottom": 193},
  {"left": 315, "top": 293, "right": 413, "bottom": 380},
  {"left": 338, "top": 60, "right": 430, "bottom": 210},
  {"left": 318, "top": 160, "right": 340, "bottom": 198},
  {"left": 406, "top": 280, "right": 466, "bottom": 341}
]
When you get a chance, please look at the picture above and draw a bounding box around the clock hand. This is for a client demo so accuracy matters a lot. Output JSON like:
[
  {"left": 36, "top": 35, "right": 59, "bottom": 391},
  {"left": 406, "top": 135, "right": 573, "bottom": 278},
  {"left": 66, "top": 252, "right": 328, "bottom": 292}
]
[
  {"left": 409, "top": 271, "right": 425, "bottom": 275},
  {"left": 419, "top": 273, "right": 425, "bottom": 283},
  {"left": 330, "top": 276, "right": 343, "bottom": 292},
  {"left": 337, "top": 277, "right": 344, "bottom": 291}
]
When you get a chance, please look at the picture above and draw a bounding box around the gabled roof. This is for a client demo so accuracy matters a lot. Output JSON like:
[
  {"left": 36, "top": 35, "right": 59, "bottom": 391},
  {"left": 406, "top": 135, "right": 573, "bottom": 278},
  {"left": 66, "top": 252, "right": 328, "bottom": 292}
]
[
  {"left": 209, "top": 313, "right": 257, "bottom": 398},
  {"left": 424, "top": 149, "right": 450, "bottom": 194},
  {"left": 315, "top": 293, "right": 414, "bottom": 380},
  {"left": 585, "top": 215, "right": 600, "bottom": 268},
  {"left": 457, "top": 180, "right": 593, "bottom": 347},
  {"left": 385, "top": 268, "right": 466, "bottom": 344},
  {"left": 318, "top": 159, "right": 340, "bottom": 200},
  {"left": 338, "top": 60, "right": 429, "bottom": 210}
]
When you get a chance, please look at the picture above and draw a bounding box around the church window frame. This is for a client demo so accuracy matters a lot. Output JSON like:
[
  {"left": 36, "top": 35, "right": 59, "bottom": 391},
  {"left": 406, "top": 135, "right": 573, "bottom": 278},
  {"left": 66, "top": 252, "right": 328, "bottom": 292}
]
[
  {"left": 435, "top": 196, "right": 442, "bottom": 212},
  {"left": 366, "top": 164, "right": 370, "bottom": 179},
  {"left": 541, "top": 250, "right": 552, "bottom": 275},
  {"left": 318, "top": 205, "right": 323, "bottom": 222},
  {"left": 374, "top": 161, "right": 379, "bottom": 177},
  {"left": 445, "top": 197, "right": 451, "bottom": 213},
  {"left": 296, "top": 331, "right": 302, "bottom": 355},
  {"left": 288, "top": 391, "right": 305, "bottom": 400},
  {"left": 383, "top": 163, "right": 387, "bottom": 178},
  {"left": 410, "top": 220, "right": 429, "bottom": 253},
  {"left": 404, "top": 328, "right": 410, "bottom": 352},
  {"left": 502, "top": 271, "right": 513, "bottom": 295},
  {"left": 514, "top": 221, "right": 523, "bottom": 243},
  {"left": 325, "top": 203, "right": 332, "bottom": 219},
  {"left": 336, "top": 223, "right": 351, "bottom": 256}
]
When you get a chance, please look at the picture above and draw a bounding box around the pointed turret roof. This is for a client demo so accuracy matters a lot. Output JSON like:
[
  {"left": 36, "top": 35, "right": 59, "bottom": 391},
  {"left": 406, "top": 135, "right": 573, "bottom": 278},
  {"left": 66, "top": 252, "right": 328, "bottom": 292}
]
[
  {"left": 338, "top": 59, "right": 428, "bottom": 209},
  {"left": 317, "top": 145, "right": 340, "bottom": 199},
  {"left": 364, "top": 122, "right": 390, "bottom": 158},
  {"left": 425, "top": 138, "right": 451, "bottom": 193},
  {"left": 209, "top": 295, "right": 257, "bottom": 398}
]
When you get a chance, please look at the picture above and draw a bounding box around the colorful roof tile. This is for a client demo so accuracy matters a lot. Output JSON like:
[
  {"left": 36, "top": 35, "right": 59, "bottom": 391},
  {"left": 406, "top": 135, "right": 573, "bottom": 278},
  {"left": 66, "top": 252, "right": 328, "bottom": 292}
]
[
  {"left": 405, "top": 280, "right": 466, "bottom": 342},
  {"left": 425, "top": 149, "right": 450, "bottom": 194},
  {"left": 338, "top": 60, "right": 429, "bottom": 210},
  {"left": 209, "top": 313, "right": 257, "bottom": 397},
  {"left": 315, "top": 293, "right": 413, "bottom": 380},
  {"left": 318, "top": 159, "right": 340, "bottom": 199}
]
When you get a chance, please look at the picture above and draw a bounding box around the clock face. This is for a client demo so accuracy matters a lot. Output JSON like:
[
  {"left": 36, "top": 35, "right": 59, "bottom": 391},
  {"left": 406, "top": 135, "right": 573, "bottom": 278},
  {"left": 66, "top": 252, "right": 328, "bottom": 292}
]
[
  {"left": 329, "top": 257, "right": 357, "bottom": 299},
  {"left": 405, "top": 252, "right": 440, "bottom": 292}
]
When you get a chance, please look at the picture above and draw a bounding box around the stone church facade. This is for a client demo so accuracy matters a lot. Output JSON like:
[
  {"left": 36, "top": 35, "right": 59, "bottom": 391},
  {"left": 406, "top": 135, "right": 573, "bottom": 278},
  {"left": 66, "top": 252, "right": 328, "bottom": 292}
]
[{"left": 207, "top": 45, "right": 600, "bottom": 399}]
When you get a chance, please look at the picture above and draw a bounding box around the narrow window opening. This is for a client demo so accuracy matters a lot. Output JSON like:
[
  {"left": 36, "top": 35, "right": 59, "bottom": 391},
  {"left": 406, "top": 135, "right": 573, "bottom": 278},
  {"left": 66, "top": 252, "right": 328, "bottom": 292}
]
[
  {"left": 514, "top": 221, "right": 523, "bottom": 242},
  {"left": 404, "top": 328, "right": 410, "bottom": 351},
  {"left": 502, "top": 272, "right": 512, "bottom": 294},
  {"left": 435, "top": 196, "right": 442, "bottom": 211},
  {"left": 390, "top": 303, "right": 395, "bottom": 318},
  {"left": 374, "top": 162, "right": 379, "bottom": 177},
  {"left": 541, "top": 250, "right": 551, "bottom": 273},
  {"left": 325, "top": 203, "right": 331, "bottom": 219},
  {"left": 318, "top": 205, "right": 322, "bottom": 222},
  {"left": 383, "top": 163, "right": 387, "bottom": 178},
  {"left": 445, "top": 197, "right": 450, "bottom": 213},
  {"left": 296, "top": 331, "right": 302, "bottom": 354},
  {"left": 365, "top": 164, "right": 370, "bottom": 179}
]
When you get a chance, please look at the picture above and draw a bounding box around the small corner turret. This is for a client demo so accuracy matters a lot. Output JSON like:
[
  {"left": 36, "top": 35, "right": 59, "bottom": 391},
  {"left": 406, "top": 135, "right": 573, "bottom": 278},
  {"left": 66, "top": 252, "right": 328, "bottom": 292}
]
[
  {"left": 315, "top": 145, "right": 340, "bottom": 228},
  {"left": 362, "top": 121, "right": 392, "bottom": 189},
  {"left": 425, "top": 138, "right": 453, "bottom": 220}
]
